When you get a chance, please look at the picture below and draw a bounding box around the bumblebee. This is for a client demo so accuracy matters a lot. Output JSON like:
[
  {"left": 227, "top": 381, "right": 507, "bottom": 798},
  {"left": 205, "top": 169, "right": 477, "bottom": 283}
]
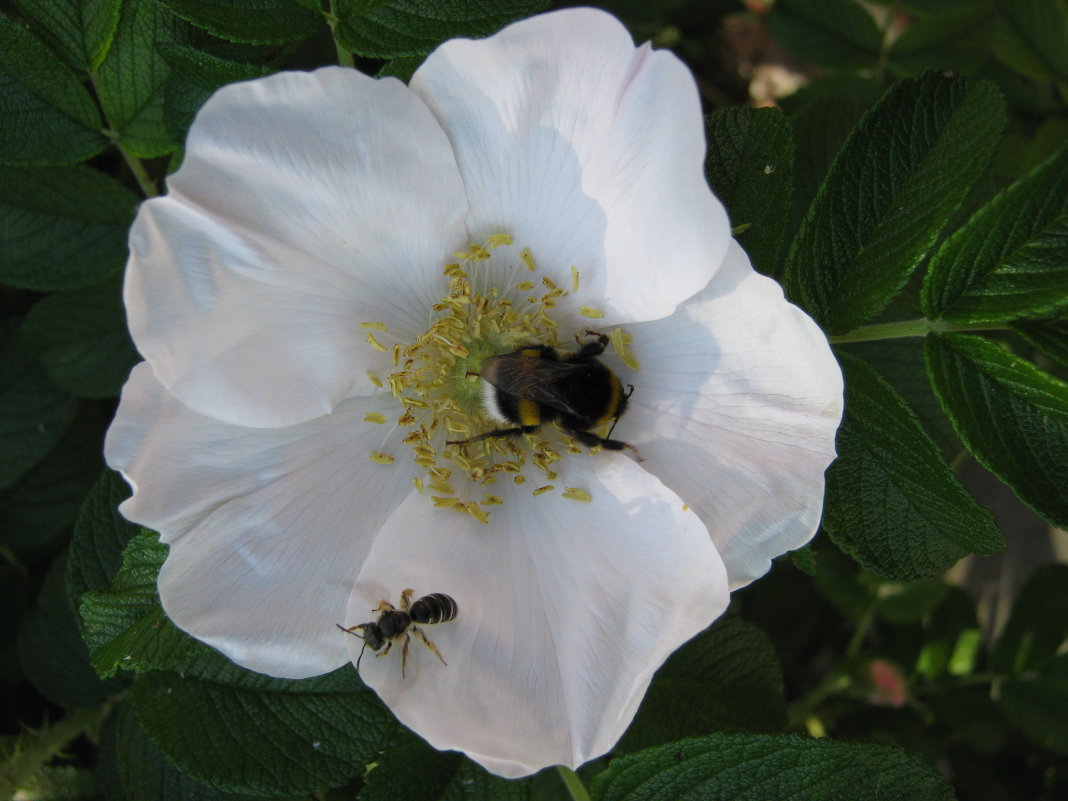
[
  {"left": 449, "top": 331, "right": 636, "bottom": 454},
  {"left": 337, "top": 589, "right": 457, "bottom": 678}
]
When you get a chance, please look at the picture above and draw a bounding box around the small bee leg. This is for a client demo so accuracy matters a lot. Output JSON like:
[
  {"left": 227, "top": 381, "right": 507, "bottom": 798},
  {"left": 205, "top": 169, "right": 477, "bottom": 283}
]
[
  {"left": 375, "top": 639, "right": 394, "bottom": 659},
  {"left": 336, "top": 623, "right": 360, "bottom": 636},
  {"left": 574, "top": 330, "right": 609, "bottom": 358},
  {"left": 400, "top": 588, "right": 415, "bottom": 612},
  {"left": 412, "top": 627, "right": 448, "bottom": 667},
  {"left": 401, "top": 634, "right": 410, "bottom": 678},
  {"left": 447, "top": 425, "right": 539, "bottom": 446},
  {"left": 373, "top": 600, "right": 396, "bottom": 614}
]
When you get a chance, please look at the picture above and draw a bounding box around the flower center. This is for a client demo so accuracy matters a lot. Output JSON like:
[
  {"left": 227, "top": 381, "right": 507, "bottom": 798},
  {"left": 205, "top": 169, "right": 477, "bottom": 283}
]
[{"left": 361, "top": 235, "right": 638, "bottom": 524}]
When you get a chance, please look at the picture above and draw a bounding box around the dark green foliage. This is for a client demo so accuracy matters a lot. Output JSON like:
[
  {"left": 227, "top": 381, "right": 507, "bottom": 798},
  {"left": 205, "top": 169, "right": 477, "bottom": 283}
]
[
  {"left": 591, "top": 734, "right": 957, "bottom": 801},
  {"left": 822, "top": 352, "right": 1003, "bottom": 580},
  {"left": 784, "top": 71, "right": 1005, "bottom": 334}
]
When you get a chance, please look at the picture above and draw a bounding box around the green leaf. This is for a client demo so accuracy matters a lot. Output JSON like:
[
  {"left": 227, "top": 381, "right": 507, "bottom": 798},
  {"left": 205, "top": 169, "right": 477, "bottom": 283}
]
[
  {"left": 0, "top": 405, "right": 104, "bottom": 549},
  {"left": 158, "top": 44, "right": 271, "bottom": 145},
  {"left": 996, "top": 653, "right": 1068, "bottom": 756},
  {"left": 131, "top": 664, "right": 395, "bottom": 796},
  {"left": 1014, "top": 320, "right": 1068, "bottom": 368},
  {"left": 590, "top": 734, "right": 957, "bottom": 801},
  {"left": 822, "top": 352, "right": 1003, "bottom": 581},
  {"left": 0, "top": 324, "right": 78, "bottom": 491},
  {"left": 7, "top": 0, "right": 122, "bottom": 71},
  {"left": 22, "top": 276, "right": 139, "bottom": 399},
  {"left": 922, "top": 142, "right": 1068, "bottom": 323},
  {"left": 617, "top": 618, "right": 786, "bottom": 753},
  {"left": 843, "top": 330, "right": 962, "bottom": 459},
  {"left": 17, "top": 554, "right": 118, "bottom": 709},
  {"left": 96, "top": 0, "right": 191, "bottom": 157},
  {"left": 874, "top": 578, "right": 951, "bottom": 624},
  {"left": 784, "top": 72, "right": 1005, "bottom": 334},
  {"left": 358, "top": 727, "right": 529, "bottom": 801},
  {"left": 886, "top": 7, "right": 994, "bottom": 76},
  {"left": 81, "top": 531, "right": 207, "bottom": 678},
  {"left": 990, "top": 564, "right": 1068, "bottom": 674},
  {"left": 994, "top": 0, "right": 1068, "bottom": 84},
  {"left": 0, "top": 165, "right": 139, "bottom": 290},
  {"left": 915, "top": 587, "right": 979, "bottom": 680},
  {"left": 925, "top": 333, "right": 1068, "bottom": 528},
  {"left": 768, "top": 0, "right": 883, "bottom": 71},
  {"left": 0, "top": 12, "right": 108, "bottom": 165},
  {"left": 66, "top": 468, "right": 141, "bottom": 608},
  {"left": 158, "top": 0, "right": 322, "bottom": 45},
  {"left": 101, "top": 701, "right": 282, "bottom": 801},
  {"left": 705, "top": 107, "right": 794, "bottom": 279},
  {"left": 333, "top": 0, "right": 551, "bottom": 59}
]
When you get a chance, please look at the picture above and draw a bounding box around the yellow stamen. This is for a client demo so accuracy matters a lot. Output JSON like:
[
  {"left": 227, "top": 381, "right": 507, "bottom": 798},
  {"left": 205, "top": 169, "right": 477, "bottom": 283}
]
[
  {"left": 579, "top": 306, "right": 605, "bottom": 319},
  {"left": 562, "top": 487, "right": 592, "bottom": 502},
  {"left": 570, "top": 266, "right": 580, "bottom": 292},
  {"left": 533, "top": 485, "right": 555, "bottom": 496},
  {"left": 360, "top": 321, "right": 388, "bottom": 332},
  {"left": 369, "top": 452, "right": 394, "bottom": 465},
  {"left": 364, "top": 412, "right": 388, "bottom": 424},
  {"left": 520, "top": 247, "right": 536, "bottom": 271},
  {"left": 365, "top": 332, "right": 387, "bottom": 352}
]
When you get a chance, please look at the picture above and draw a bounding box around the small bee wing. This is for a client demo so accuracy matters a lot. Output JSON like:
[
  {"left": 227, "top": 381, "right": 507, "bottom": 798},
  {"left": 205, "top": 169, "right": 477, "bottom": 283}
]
[{"left": 481, "top": 354, "right": 587, "bottom": 417}]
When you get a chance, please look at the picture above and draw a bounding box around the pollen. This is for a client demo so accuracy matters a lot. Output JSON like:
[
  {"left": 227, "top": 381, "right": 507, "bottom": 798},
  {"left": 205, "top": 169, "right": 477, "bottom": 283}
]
[
  {"left": 562, "top": 487, "right": 592, "bottom": 502},
  {"left": 359, "top": 233, "right": 635, "bottom": 522},
  {"left": 579, "top": 306, "right": 605, "bottom": 319}
]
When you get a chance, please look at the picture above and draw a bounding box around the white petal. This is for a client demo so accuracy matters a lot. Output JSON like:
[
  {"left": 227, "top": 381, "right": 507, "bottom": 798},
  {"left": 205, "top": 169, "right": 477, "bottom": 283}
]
[
  {"left": 105, "top": 363, "right": 415, "bottom": 678},
  {"left": 344, "top": 452, "right": 728, "bottom": 778},
  {"left": 128, "top": 67, "right": 469, "bottom": 427},
  {"left": 618, "top": 241, "right": 843, "bottom": 589},
  {"left": 410, "top": 8, "right": 729, "bottom": 324}
]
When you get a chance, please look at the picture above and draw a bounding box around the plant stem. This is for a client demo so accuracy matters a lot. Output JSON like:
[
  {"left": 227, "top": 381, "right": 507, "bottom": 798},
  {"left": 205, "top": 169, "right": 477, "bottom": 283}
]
[
  {"left": 0, "top": 703, "right": 113, "bottom": 798},
  {"left": 829, "top": 318, "right": 1011, "bottom": 344},
  {"left": 115, "top": 137, "right": 159, "bottom": 197},
  {"left": 325, "top": 0, "right": 355, "bottom": 67},
  {"left": 556, "top": 765, "right": 592, "bottom": 801}
]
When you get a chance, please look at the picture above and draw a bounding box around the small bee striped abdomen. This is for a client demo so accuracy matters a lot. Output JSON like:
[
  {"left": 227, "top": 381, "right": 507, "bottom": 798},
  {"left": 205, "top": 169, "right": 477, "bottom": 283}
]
[{"left": 410, "top": 593, "right": 458, "bottom": 625}]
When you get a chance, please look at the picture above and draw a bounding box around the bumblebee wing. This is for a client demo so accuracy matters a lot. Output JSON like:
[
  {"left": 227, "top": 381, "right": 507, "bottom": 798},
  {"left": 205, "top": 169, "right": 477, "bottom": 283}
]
[{"left": 481, "top": 354, "right": 586, "bottom": 417}]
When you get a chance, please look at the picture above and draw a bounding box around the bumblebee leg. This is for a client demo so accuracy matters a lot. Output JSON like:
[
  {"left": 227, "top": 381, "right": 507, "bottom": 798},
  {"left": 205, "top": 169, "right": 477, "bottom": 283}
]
[
  {"left": 574, "top": 330, "right": 609, "bottom": 358},
  {"left": 412, "top": 626, "right": 448, "bottom": 667},
  {"left": 571, "top": 429, "right": 643, "bottom": 461},
  {"left": 447, "top": 425, "right": 539, "bottom": 446},
  {"left": 400, "top": 588, "right": 414, "bottom": 612}
]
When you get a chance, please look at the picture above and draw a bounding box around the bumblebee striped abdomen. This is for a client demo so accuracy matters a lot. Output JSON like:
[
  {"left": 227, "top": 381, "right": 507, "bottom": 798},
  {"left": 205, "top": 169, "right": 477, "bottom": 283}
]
[{"left": 410, "top": 593, "right": 458, "bottom": 625}]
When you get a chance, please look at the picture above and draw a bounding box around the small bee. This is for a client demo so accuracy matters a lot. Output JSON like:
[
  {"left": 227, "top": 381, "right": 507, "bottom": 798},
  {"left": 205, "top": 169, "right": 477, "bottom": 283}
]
[
  {"left": 448, "top": 331, "right": 637, "bottom": 455},
  {"left": 337, "top": 589, "right": 457, "bottom": 678}
]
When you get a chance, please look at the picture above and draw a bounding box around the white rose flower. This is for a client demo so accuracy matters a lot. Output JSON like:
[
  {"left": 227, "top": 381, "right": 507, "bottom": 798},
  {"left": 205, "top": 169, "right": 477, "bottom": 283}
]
[{"left": 105, "top": 7, "right": 843, "bottom": 779}]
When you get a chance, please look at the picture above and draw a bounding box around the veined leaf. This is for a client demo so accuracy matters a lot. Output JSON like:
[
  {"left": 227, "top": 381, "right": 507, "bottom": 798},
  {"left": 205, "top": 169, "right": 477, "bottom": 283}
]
[
  {"left": 0, "top": 165, "right": 139, "bottom": 291},
  {"left": 784, "top": 71, "right": 1004, "bottom": 334},
  {"left": 925, "top": 333, "right": 1068, "bottom": 528},
  {"left": 705, "top": 107, "right": 794, "bottom": 279},
  {"left": 0, "top": 12, "right": 108, "bottom": 165},
  {"left": 334, "top": 0, "right": 551, "bottom": 59},
  {"left": 768, "top": 0, "right": 883, "bottom": 71},
  {"left": 158, "top": 0, "right": 322, "bottom": 45},
  {"left": 822, "top": 352, "right": 1003, "bottom": 581},
  {"left": 95, "top": 0, "right": 190, "bottom": 157},
  {"left": 21, "top": 275, "right": 140, "bottom": 398},
  {"left": 1014, "top": 320, "right": 1068, "bottom": 368},
  {"left": 7, "top": 0, "right": 121, "bottom": 71},
  {"left": 131, "top": 664, "right": 394, "bottom": 796},
  {"left": 991, "top": 564, "right": 1068, "bottom": 674},
  {"left": 80, "top": 530, "right": 206, "bottom": 678},
  {"left": 591, "top": 734, "right": 956, "bottom": 801},
  {"left": 923, "top": 142, "right": 1068, "bottom": 323}
]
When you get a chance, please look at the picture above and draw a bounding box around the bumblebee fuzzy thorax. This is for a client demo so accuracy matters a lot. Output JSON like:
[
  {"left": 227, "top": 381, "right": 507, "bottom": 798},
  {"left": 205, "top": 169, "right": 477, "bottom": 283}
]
[{"left": 357, "top": 235, "right": 638, "bottom": 524}]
